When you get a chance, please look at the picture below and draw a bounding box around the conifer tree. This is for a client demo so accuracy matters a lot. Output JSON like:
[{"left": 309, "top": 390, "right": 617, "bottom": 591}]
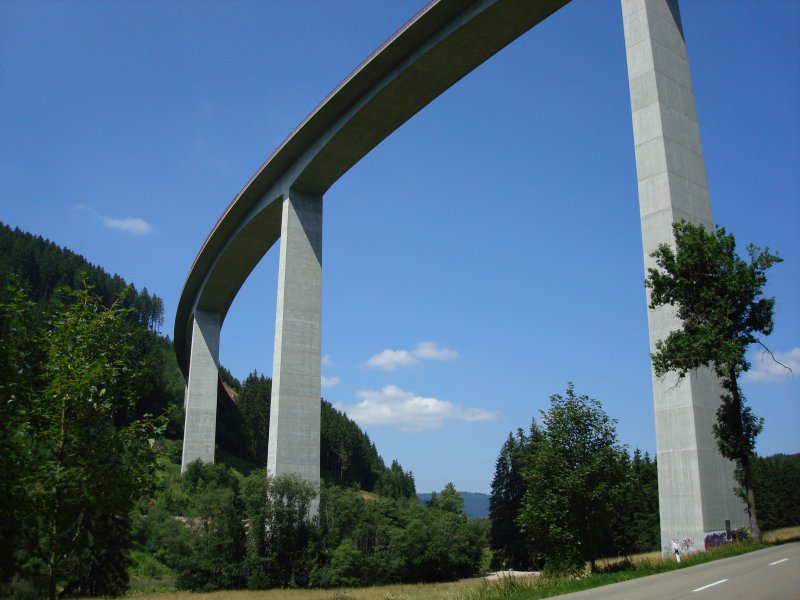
[{"left": 517, "top": 384, "right": 629, "bottom": 574}]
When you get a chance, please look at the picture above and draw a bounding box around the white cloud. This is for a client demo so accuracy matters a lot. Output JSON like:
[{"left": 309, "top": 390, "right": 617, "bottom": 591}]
[
  {"left": 364, "top": 342, "right": 459, "bottom": 370},
  {"left": 321, "top": 375, "right": 340, "bottom": 388},
  {"left": 365, "top": 349, "right": 417, "bottom": 370},
  {"left": 321, "top": 355, "right": 339, "bottom": 388},
  {"left": 102, "top": 215, "right": 153, "bottom": 235},
  {"left": 344, "top": 385, "right": 497, "bottom": 432},
  {"left": 76, "top": 204, "right": 153, "bottom": 235},
  {"left": 413, "top": 341, "right": 459, "bottom": 361},
  {"left": 743, "top": 347, "right": 799, "bottom": 383}
]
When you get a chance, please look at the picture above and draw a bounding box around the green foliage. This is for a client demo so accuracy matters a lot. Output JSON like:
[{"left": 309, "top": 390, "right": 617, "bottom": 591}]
[
  {"left": 321, "top": 400, "right": 388, "bottom": 491},
  {"left": 645, "top": 221, "right": 783, "bottom": 539},
  {"left": 144, "top": 337, "right": 186, "bottom": 440},
  {"left": 238, "top": 371, "right": 271, "bottom": 464},
  {"left": 427, "top": 482, "right": 465, "bottom": 514},
  {"left": 517, "top": 384, "right": 630, "bottom": 575},
  {"left": 177, "top": 464, "right": 247, "bottom": 591},
  {"left": 489, "top": 407, "right": 660, "bottom": 573},
  {"left": 219, "top": 366, "right": 242, "bottom": 394},
  {"left": 323, "top": 538, "right": 364, "bottom": 587},
  {"left": 0, "top": 221, "right": 164, "bottom": 331},
  {"left": 0, "top": 280, "right": 165, "bottom": 598},
  {"left": 128, "top": 550, "right": 173, "bottom": 580},
  {"left": 220, "top": 377, "right": 396, "bottom": 492},
  {"left": 489, "top": 423, "right": 543, "bottom": 570},
  {"left": 751, "top": 454, "right": 800, "bottom": 531},
  {"left": 138, "top": 462, "right": 247, "bottom": 592},
  {"left": 614, "top": 450, "right": 660, "bottom": 553},
  {"left": 243, "top": 472, "right": 318, "bottom": 589},
  {"left": 646, "top": 222, "right": 781, "bottom": 382},
  {"left": 0, "top": 279, "right": 38, "bottom": 584},
  {"left": 314, "top": 483, "right": 483, "bottom": 586},
  {"left": 411, "top": 488, "right": 485, "bottom": 582},
  {"left": 375, "top": 459, "right": 417, "bottom": 499},
  {"left": 215, "top": 394, "right": 249, "bottom": 463}
]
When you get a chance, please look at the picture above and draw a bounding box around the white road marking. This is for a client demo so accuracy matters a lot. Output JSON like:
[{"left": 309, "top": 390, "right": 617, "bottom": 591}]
[
  {"left": 769, "top": 558, "right": 788, "bottom": 566},
  {"left": 692, "top": 579, "right": 728, "bottom": 592}
]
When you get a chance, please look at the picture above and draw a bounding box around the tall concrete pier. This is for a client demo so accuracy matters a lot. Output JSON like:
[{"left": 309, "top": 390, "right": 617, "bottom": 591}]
[
  {"left": 267, "top": 190, "right": 322, "bottom": 507},
  {"left": 622, "top": 0, "right": 747, "bottom": 551},
  {"left": 181, "top": 310, "right": 221, "bottom": 472},
  {"left": 180, "top": 190, "right": 323, "bottom": 511}
]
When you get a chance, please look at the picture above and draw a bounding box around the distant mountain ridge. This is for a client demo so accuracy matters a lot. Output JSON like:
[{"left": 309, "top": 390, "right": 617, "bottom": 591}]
[{"left": 417, "top": 491, "right": 489, "bottom": 518}]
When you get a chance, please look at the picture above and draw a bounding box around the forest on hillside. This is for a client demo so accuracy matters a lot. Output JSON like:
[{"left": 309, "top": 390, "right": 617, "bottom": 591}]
[
  {"left": 1, "top": 222, "right": 798, "bottom": 596},
  {"left": 0, "top": 222, "right": 412, "bottom": 491}
]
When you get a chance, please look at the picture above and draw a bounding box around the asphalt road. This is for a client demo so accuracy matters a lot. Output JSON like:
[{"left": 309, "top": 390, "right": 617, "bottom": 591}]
[{"left": 556, "top": 542, "right": 799, "bottom": 600}]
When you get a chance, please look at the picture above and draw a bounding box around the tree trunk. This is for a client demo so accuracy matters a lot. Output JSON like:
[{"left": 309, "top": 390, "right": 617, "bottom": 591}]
[
  {"left": 728, "top": 371, "right": 761, "bottom": 543},
  {"left": 746, "top": 483, "right": 761, "bottom": 542},
  {"left": 740, "top": 451, "right": 762, "bottom": 543},
  {"left": 48, "top": 545, "right": 57, "bottom": 600}
]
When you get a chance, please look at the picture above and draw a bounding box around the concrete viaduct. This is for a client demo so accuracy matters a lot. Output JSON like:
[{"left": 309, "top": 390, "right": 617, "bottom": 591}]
[{"left": 175, "top": 0, "right": 747, "bottom": 552}]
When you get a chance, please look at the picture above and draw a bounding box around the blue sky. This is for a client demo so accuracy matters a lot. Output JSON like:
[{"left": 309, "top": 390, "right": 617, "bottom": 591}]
[{"left": 2, "top": 1, "right": 798, "bottom": 494}]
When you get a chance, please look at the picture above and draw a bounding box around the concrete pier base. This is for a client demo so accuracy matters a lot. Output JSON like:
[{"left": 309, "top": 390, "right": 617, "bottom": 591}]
[
  {"left": 622, "top": 0, "right": 747, "bottom": 552},
  {"left": 181, "top": 309, "right": 221, "bottom": 473},
  {"left": 267, "top": 189, "right": 322, "bottom": 516}
]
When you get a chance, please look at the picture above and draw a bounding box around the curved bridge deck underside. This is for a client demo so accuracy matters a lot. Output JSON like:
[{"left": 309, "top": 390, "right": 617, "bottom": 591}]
[{"left": 174, "top": 0, "right": 571, "bottom": 374}]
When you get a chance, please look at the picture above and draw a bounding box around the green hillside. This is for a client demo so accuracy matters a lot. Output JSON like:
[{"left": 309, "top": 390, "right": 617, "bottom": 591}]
[{"left": 0, "top": 221, "right": 414, "bottom": 490}]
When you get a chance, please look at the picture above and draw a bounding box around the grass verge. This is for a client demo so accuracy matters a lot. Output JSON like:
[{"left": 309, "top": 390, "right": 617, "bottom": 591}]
[{"left": 124, "top": 579, "right": 480, "bottom": 600}]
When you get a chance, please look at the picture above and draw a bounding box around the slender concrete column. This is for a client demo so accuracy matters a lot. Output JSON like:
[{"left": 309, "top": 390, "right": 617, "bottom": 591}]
[
  {"left": 267, "top": 189, "right": 322, "bottom": 515},
  {"left": 181, "top": 309, "right": 221, "bottom": 473},
  {"left": 622, "top": 0, "right": 746, "bottom": 552}
]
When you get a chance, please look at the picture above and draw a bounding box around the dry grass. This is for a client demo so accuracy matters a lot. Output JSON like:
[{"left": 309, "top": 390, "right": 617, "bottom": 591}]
[
  {"left": 763, "top": 526, "right": 800, "bottom": 544},
  {"left": 595, "top": 550, "right": 663, "bottom": 572},
  {"left": 128, "top": 579, "right": 485, "bottom": 600}
]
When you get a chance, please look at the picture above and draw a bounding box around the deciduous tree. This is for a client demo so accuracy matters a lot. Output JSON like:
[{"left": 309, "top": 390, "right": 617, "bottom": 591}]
[
  {"left": 173, "top": 462, "right": 247, "bottom": 591},
  {"left": 244, "top": 473, "right": 318, "bottom": 588},
  {"left": 1, "top": 281, "right": 164, "bottom": 598},
  {"left": 517, "top": 384, "right": 629, "bottom": 574},
  {"left": 645, "top": 222, "right": 783, "bottom": 541}
]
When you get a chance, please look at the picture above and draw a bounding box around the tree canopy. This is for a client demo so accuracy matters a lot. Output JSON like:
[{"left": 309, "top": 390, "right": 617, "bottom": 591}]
[
  {"left": 646, "top": 221, "right": 783, "bottom": 540},
  {"left": 0, "top": 221, "right": 164, "bottom": 331},
  {"left": 0, "top": 280, "right": 164, "bottom": 598},
  {"left": 489, "top": 423, "right": 543, "bottom": 570},
  {"left": 516, "top": 384, "right": 630, "bottom": 574}
]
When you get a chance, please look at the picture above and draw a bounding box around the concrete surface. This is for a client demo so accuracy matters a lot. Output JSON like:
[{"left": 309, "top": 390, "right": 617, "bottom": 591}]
[
  {"left": 622, "top": 0, "right": 746, "bottom": 552},
  {"left": 181, "top": 309, "right": 221, "bottom": 472},
  {"left": 267, "top": 190, "right": 323, "bottom": 515}
]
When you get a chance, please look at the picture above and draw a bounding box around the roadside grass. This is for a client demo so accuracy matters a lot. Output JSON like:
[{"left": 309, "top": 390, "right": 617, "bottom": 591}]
[
  {"left": 763, "top": 525, "right": 800, "bottom": 544},
  {"left": 124, "top": 526, "right": 800, "bottom": 600},
  {"left": 126, "top": 579, "right": 481, "bottom": 599},
  {"left": 461, "top": 526, "right": 800, "bottom": 600}
]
